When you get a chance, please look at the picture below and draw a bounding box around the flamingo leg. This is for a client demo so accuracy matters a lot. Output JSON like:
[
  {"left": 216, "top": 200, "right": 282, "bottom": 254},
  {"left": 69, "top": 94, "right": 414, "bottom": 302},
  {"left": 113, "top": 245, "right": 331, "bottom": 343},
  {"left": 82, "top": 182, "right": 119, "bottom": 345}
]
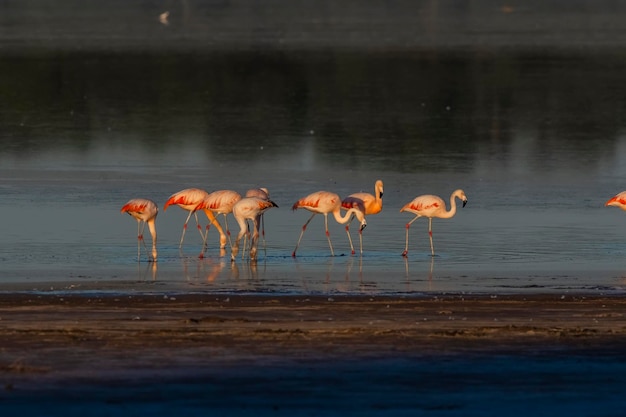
[
  {"left": 223, "top": 214, "right": 234, "bottom": 249},
  {"left": 136, "top": 220, "right": 142, "bottom": 262},
  {"left": 203, "top": 209, "right": 227, "bottom": 250},
  {"left": 324, "top": 213, "right": 335, "bottom": 257},
  {"left": 260, "top": 214, "right": 266, "bottom": 256},
  {"left": 344, "top": 214, "right": 355, "bottom": 255},
  {"left": 178, "top": 210, "right": 195, "bottom": 248},
  {"left": 402, "top": 215, "right": 421, "bottom": 257},
  {"left": 242, "top": 220, "right": 250, "bottom": 260},
  {"left": 250, "top": 217, "right": 261, "bottom": 261},
  {"left": 358, "top": 226, "right": 363, "bottom": 255},
  {"left": 292, "top": 213, "right": 317, "bottom": 257},
  {"left": 428, "top": 217, "right": 435, "bottom": 256},
  {"left": 193, "top": 212, "right": 207, "bottom": 249}
]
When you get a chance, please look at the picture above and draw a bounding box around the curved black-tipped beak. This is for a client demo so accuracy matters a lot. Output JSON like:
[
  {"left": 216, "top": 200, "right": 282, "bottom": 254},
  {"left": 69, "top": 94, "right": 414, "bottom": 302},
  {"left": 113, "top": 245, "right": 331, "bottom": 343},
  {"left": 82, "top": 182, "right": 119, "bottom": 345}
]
[{"left": 462, "top": 199, "right": 467, "bottom": 208}]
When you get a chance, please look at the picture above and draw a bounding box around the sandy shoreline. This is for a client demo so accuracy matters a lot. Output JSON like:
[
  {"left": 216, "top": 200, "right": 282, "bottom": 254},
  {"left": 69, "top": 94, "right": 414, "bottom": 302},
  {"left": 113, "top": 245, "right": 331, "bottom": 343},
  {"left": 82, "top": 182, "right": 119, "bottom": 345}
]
[
  {"left": 2, "top": 292, "right": 626, "bottom": 414},
  {"left": 2, "top": 293, "right": 626, "bottom": 378}
]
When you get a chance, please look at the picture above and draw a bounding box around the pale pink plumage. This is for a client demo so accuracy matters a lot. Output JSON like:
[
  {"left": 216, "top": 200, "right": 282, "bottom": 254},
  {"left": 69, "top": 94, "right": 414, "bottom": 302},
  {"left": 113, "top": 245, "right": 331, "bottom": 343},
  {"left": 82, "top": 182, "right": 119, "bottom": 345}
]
[
  {"left": 231, "top": 196, "right": 278, "bottom": 261},
  {"left": 196, "top": 190, "right": 242, "bottom": 250},
  {"left": 400, "top": 189, "right": 467, "bottom": 257},
  {"left": 121, "top": 198, "right": 158, "bottom": 262},
  {"left": 292, "top": 191, "right": 366, "bottom": 257},
  {"left": 163, "top": 188, "right": 210, "bottom": 251}
]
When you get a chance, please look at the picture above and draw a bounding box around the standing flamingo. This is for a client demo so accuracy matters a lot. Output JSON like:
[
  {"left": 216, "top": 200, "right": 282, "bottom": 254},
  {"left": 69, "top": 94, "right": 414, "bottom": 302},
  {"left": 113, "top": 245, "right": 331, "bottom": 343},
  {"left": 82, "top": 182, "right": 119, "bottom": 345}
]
[
  {"left": 292, "top": 191, "right": 366, "bottom": 257},
  {"left": 400, "top": 189, "right": 467, "bottom": 257},
  {"left": 606, "top": 191, "right": 626, "bottom": 210},
  {"left": 121, "top": 198, "right": 158, "bottom": 262},
  {"left": 231, "top": 196, "right": 279, "bottom": 261},
  {"left": 196, "top": 190, "right": 242, "bottom": 250},
  {"left": 341, "top": 179, "right": 384, "bottom": 254},
  {"left": 245, "top": 187, "right": 271, "bottom": 251},
  {"left": 163, "top": 188, "right": 212, "bottom": 250}
]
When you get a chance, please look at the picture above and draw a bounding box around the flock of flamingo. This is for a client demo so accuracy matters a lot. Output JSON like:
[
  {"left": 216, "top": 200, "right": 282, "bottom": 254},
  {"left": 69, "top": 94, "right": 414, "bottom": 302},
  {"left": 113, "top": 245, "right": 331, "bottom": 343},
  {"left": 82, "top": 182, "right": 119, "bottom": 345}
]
[{"left": 121, "top": 182, "right": 626, "bottom": 263}]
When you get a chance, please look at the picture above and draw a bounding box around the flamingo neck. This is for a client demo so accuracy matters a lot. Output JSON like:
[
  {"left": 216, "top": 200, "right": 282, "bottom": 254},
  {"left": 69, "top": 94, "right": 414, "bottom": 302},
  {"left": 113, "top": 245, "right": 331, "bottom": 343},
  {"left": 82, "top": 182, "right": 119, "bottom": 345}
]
[
  {"left": 333, "top": 207, "right": 360, "bottom": 224},
  {"left": 439, "top": 194, "right": 459, "bottom": 219}
]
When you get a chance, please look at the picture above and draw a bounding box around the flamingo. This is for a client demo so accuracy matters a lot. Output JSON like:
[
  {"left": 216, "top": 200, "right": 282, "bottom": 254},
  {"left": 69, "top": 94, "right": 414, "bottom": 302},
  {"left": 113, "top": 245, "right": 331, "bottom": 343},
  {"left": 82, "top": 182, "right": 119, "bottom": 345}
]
[
  {"left": 163, "top": 188, "right": 214, "bottom": 250},
  {"left": 606, "top": 191, "right": 626, "bottom": 211},
  {"left": 245, "top": 187, "right": 271, "bottom": 251},
  {"left": 400, "top": 189, "right": 467, "bottom": 257},
  {"left": 341, "top": 179, "right": 384, "bottom": 254},
  {"left": 292, "top": 191, "right": 366, "bottom": 257},
  {"left": 196, "top": 190, "right": 242, "bottom": 250},
  {"left": 120, "top": 198, "right": 158, "bottom": 262},
  {"left": 231, "top": 196, "right": 279, "bottom": 261}
]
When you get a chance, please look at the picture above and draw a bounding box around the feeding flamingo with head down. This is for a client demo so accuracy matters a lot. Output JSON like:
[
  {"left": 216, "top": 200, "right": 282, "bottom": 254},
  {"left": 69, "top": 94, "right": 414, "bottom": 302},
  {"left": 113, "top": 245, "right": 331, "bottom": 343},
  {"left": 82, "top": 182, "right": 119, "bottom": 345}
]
[
  {"left": 400, "top": 189, "right": 467, "bottom": 257},
  {"left": 341, "top": 179, "right": 384, "bottom": 254},
  {"left": 231, "top": 196, "right": 279, "bottom": 261},
  {"left": 121, "top": 198, "right": 158, "bottom": 262},
  {"left": 292, "top": 191, "right": 366, "bottom": 257},
  {"left": 163, "top": 188, "right": 214, "bottom": 251},
  {"left": 196, "top": 190, "right": 242, "bottom": 250},
  {"left": 245, "top": 187, "right": 271, "bottom": 251}
]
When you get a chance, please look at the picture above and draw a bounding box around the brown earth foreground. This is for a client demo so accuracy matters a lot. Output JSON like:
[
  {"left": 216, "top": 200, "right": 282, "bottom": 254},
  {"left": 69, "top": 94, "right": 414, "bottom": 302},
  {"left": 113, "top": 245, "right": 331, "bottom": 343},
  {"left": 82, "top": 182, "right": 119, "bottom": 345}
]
[{"left": 1, "top": 293, "right": 626, "bottom": 383}]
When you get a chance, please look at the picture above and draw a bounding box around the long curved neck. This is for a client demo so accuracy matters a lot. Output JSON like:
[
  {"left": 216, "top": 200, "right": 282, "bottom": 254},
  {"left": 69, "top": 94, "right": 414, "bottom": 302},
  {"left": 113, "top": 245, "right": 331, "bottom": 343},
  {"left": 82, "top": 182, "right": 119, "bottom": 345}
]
[
  {"left": 147, "top": 219, "right": 158, "bottom": 258},
  {"left": 439, "top": 194, "right": 459, "bottom": 219},
  {"left": 332, "top": 207, "right": 361, "bottom": 224}
]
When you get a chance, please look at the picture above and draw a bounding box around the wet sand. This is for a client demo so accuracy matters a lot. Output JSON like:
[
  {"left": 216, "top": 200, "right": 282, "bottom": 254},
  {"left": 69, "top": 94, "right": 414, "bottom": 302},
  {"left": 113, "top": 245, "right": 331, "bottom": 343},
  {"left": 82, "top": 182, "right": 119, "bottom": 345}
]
[
  {"left": 2, "top": 292, "right": 626, "bottom": 414},
  {"left": 1, "top": 292, "right": 625, "bottom": 375}
]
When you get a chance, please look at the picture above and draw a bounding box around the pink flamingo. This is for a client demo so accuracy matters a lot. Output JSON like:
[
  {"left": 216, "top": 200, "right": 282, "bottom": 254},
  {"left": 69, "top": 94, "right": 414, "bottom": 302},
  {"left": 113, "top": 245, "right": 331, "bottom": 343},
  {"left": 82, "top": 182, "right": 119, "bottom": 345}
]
[
  {"left": 606, "top": 191, "right": 626, "bottom": 210},
  {"left": 121, "top": 198, "right": 158, "bottom": 262},
  {"left": 292, "top": 191, "right": 366, "bottom": 257},
  {"left": 163, "top": 188, "right": 214, "bottom": 249},
  {"left": 400, "top": 189, "right": 467, "bottom": 257},
  {"left": 245, "top": 187, "right": 271, "bottom": 250},
  {"left": 341, "top": 179, "right": 384, "bottom": 254},
  {"left": 231, "top": 196, "right": 279, "bottom": 261},
  {"left": 196, "top": 190, "right": 242, "bottom": 250}
]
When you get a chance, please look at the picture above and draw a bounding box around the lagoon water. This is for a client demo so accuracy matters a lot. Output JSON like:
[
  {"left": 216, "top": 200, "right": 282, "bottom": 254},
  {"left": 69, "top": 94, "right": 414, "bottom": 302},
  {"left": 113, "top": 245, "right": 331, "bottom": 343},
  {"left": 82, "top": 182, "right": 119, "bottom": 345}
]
[
  {"left": 3, "top": 1, "right": 626, "bottom": 296},
  {"left": 5, "top": 2, "right": 626, "bottom": 416}
]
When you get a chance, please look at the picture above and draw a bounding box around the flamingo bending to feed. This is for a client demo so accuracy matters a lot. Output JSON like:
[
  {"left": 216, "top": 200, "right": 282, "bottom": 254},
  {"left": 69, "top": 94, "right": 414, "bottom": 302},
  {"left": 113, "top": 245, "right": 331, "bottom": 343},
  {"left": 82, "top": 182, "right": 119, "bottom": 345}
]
[
  {"left": 245, "top": 187, "right": 271, "bottom": 251},
  {"left": 292, "top": 191, "right": 366, "bottom": 257},
  {"left": 400, "top": 189, "right": 467, "bottom": 257},
  {"left": 196, "top": 190, "right": 242, "bottom": 250},
  {"left": 164, "top": 188, "right": 221, "bottom": 251},
  {"left": 121, "top": 198, "right": 158, "bottom": 262},
  {"left": 341, "top": 179, "right": 384, "bottom": 254},
  {"left": 231, "top": 196, "right": 279, "bottom": 261}
]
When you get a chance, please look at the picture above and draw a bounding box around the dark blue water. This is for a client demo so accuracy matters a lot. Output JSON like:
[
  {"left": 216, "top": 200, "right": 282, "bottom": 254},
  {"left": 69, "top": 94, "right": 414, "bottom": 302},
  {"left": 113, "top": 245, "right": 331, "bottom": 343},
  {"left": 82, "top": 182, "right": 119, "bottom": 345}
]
[{"left": 2, "top": 0, "right": 626, "bottom": 296}]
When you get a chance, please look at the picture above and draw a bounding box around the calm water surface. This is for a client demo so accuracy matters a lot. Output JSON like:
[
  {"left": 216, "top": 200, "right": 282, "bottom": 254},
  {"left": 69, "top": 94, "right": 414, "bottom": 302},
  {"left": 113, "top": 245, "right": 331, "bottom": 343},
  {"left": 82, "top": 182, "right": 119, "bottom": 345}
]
[{"left": 2, "top": 1, "right": 626, "bottom": 296}]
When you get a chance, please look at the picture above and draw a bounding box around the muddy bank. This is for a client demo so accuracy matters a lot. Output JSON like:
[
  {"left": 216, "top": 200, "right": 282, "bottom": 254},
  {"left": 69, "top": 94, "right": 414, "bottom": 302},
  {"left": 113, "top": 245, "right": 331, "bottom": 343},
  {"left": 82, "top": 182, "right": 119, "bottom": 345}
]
[{"left": 1, "top": 293, "right": 625, "bottom": 381}]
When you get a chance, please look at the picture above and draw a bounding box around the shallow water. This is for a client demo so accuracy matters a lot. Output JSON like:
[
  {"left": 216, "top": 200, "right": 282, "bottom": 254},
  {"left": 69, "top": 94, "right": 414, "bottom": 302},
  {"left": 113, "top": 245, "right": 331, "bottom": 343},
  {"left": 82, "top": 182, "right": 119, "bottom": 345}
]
[{"left": 3, "top": 1, "right": 626, "bottom": 296}]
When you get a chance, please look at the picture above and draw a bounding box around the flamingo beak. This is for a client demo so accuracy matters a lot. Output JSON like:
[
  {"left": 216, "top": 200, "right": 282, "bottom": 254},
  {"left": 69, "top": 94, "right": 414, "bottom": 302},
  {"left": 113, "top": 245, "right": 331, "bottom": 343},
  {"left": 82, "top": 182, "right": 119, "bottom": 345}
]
[{"left": 462, "top": 199, "right": 468, "bottom": 208}]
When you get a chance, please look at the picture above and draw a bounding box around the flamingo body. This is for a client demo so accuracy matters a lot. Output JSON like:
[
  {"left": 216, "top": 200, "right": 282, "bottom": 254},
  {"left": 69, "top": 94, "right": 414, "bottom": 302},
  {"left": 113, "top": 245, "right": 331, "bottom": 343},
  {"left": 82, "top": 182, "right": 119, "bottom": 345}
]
[
  {"left": 231, "top": 197, "right": 278, "bottom": 261},
  {"left": 163, "top": 188, "right": 210, "bottom": 251},
  {"left": 341, "top": 179, "right": 384, "bottom": 254},
  {"left": 400, "top": 189, "right": 467, "bottom": 257},
  {"left": 245, "top": 188, "right": 271, "bottom": 252},
  {"left": 196, "top": 190, "right": 242, "bottom": 249},
  {"left": 292, "top": 191, "right": 366, "bottom": 257},
  {"left": 121, "top": 198, "right": 158, "bottom": 262},
  {"left": 606, "top": 191, "right": 626, "bottom": 210}
]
